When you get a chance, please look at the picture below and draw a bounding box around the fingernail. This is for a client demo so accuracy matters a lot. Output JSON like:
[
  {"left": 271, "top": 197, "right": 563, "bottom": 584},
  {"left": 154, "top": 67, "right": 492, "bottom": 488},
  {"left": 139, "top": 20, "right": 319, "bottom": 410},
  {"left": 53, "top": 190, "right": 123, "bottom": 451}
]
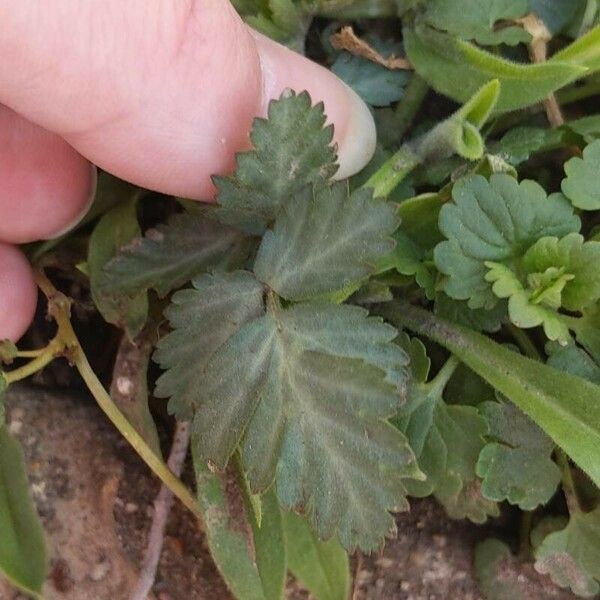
[
  {"left": 46, "top": 164, "right": 98, "bottom": 240},
  {"left": 333, "top": 84, "right": 377, "bottom": 180}
]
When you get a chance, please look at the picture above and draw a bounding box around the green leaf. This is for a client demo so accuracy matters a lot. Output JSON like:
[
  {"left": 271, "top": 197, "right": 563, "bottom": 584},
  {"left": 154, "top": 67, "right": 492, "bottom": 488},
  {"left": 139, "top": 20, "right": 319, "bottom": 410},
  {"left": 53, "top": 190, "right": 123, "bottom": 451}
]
[
  {"left": 254, "top": 184, "right": 398, "bottom": 301},
  {"left": 424, "top": 0, "right": 530, "bottom": 46},
  {"left": 534, "top": 506, "right": 600, "bottom": 597},
  {"left": 0, "top": 426, "right": 47, "bottom": 597},
  {"left": 193, "top": 449, "right": 268, "bottom": 600},
  {"left": 489, "top": 126, "right": 567, "bottom": 165},
  {"left": 154, "top": 271, "right": 266, "bottom": 420},
  {"left": 380, "top": 302, "right": 600, "bottom": 491},
  {"left": 476, "top": 400, "right": 560, "bottom": 509},
  {"left": 530, "top": 0, "right": 587, "bottom": 34},
  {"left": 434, "top": 294, "right": 506, "bottom": 333},
  {"left": 158, "top": 279, "right": 418, "bottom": 551},
  {"left": 101, "top": 212, "right": 249, "bottom": 298},
  {"left": 0, "top": 376, "right": 6, "bottom": 424},
  {"left": 522, "top": 233, "right": 600, "bottom": 311},
  {"left": 247, "top": 488, "right": 287, "bottom": 600},
  {"left": 547, "top": 344, "right": 600, "bottom": 384},
  {"left": 550, "top": 24, "right": 600, "bottom": 73},
  {"left": 215, "top": 91, "right": 337, "bottom": 233},
  {"left": 484, "top": 261, "right": 571, "bottom": 342},
  {"left": 562, "top": 140, "right": 600, "bottom": 210},
  {"left": 475, "top": 538, "right": 527, "bottom": 600},
  {"left": 395, "top": 335, "right": 499, "bottom": 522},
  {"left": 403, "top": 23, "right": 587, "bottom": 113},
  {"left": 282, "top": 511, "right": 350, "bottom": 600},
  {"left": 88, "top": 194, "right": 148, "bottom": 338},
  {"left": 434, "top": 174, "right": 580, "bottom": 309}
]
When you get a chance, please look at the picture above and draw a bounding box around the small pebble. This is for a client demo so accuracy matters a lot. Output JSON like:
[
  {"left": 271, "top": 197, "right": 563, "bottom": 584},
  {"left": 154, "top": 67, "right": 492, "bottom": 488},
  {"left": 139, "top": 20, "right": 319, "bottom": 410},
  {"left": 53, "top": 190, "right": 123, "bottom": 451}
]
[
  {"left": 125, "top": 502, "right": 138, "bottom": 513},
  {"left": 90, "top": 561, "right": 110, "bottom": 582}
]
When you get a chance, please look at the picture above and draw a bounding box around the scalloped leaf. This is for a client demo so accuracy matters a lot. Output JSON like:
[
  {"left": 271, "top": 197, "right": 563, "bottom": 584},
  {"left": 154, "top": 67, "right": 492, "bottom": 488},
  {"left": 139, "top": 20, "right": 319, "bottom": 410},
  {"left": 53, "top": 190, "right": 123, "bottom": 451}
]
[
  {"left": 434, "top": 174, "right": 580, "bottom": 309},
  {"left": 254, "top": 184, "right": 397, "bottom": 301},
  {"left": 562, "top": 140, "right": 600, "bottom": 210},
  {"left": 477, "top": 400, "right": 560, "bottom": 510}
]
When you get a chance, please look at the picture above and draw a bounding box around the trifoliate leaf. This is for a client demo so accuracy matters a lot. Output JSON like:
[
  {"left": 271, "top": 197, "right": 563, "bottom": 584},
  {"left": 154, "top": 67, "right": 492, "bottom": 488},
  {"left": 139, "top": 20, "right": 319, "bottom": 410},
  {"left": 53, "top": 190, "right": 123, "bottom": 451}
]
[
  {"left": 434, "top": 174, "right": 580, "bottom": 309},
  {"left": 101, "top": 213, "right": 249, "bottom": 298},
  {"left": 395, "top": 334, "right": 498, "bottom": 523},
  {"left": 88, "top": 195, "right": 148, "bottom": 337},
  {"left": 254, "top": 184, "right": 397, "bottom": 301},
  {"left": 484, "top": 261, "right": 571, "bottom": 342},
  {"left": 562, "top": 140, "right": 600, "bottom": 210},
  {"left": 215, "top": 91, "right": 338, "bottom": 233},
  {"left": 157, "top": 280, "right": 416, "bottom": 551},
  {"left": 154, "top": 271, "right": 266, "bottom": 419},
  {"left": 476, "top": 400, "right": 560, "bottom": 510},
  {"left": 522, "top": 234, "right": 600, "bottom": 311},
  {"left": 535, "top": 507, "right": 600, "bottom": 597},
  {"left": 423, "top": 0, "right": 530, "bottom": 46}
]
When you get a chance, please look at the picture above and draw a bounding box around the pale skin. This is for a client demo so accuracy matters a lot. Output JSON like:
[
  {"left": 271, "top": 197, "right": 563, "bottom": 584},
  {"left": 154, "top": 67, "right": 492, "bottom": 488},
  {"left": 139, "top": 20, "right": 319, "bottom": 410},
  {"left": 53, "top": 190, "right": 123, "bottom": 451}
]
[{"left": 0, "top": 0, "right": 376, "bottom": 340}]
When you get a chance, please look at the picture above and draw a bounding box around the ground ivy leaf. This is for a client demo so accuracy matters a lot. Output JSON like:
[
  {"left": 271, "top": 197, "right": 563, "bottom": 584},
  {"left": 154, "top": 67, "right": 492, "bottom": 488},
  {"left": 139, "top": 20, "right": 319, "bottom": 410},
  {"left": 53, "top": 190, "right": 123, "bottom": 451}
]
[
  {"left": 254, "top": 184, "right": 398, "bottom": 301},
  {"left": 476, "top": 401, "right": 560, "bottom": 510},
  {"left": 484, "top": 261, "right": 571, "bottom": 343},
  {"left": 434, "top": 174, "right": 580, "bottom": 309},
  {"left": 562, "top": 140, "right": 600, "bottom": 210},
  {"left": 522, "top": 233, "right": 600, "bottom": 311},
  {"left": 165, "top": 296, "right": 416, "bottom": 552},
  {"left": 395, "top": 334, "right": 498, "bottom": 523},
  {"left": 154, "top": 271, "right": 266, "bottom": 420},
  {"left": 534, "top": 507, "right": 600, "bottom": 597},
  {"left": 101, "top": 212, "right": 250, "bottom": 298},
  {"left": 424, "top": 0, "right": 530, "bottom": 46},
  {"left": 215, "top": 91, "right": 338, "bottom": 233}
]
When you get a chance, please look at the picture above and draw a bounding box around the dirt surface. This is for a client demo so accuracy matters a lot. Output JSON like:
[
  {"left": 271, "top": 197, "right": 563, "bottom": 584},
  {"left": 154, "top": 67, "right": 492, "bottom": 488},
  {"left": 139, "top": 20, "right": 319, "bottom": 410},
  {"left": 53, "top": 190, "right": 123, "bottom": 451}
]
[{"left": 0, "top": 386, "right": 577, "bottom": 600}]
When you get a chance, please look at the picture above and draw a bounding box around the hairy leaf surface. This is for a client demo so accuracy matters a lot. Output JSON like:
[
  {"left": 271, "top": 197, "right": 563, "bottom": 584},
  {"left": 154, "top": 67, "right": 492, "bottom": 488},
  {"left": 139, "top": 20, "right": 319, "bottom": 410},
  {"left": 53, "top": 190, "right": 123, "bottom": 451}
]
[
  {"left": 434, "top": 174, "right": 580, "bottom": 309},
  {"left": 562, "top": 140, "right": 600, "bottom": 210},
  {"left": 159, "top": 285, "right": 416, "bottom": 551},
  {"left": 215, "top": 91, "right": 338, "bottom": 233},
  {"left": 254, "top": 184, "right": 398, "bottom": 300},
  {"left": 477, "top": 401, "right": 560, "bottom": 510},
  {"left": 102, "top": 213, "right": 249, "bottom": 298}
]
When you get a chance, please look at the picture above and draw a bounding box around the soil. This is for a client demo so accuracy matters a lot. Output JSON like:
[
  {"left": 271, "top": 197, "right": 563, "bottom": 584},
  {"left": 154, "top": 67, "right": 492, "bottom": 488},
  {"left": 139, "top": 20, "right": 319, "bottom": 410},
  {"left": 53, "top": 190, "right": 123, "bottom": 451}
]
[{"left": 0, "top": 385, "right": 578, "bottom": 600}]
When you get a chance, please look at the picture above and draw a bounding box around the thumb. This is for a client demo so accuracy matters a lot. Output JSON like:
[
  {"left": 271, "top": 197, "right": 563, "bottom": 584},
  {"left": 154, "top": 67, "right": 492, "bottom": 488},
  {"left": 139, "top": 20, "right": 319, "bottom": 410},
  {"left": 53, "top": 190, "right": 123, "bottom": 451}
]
[{"left": 0, "top": 0, "right": 376, "bottom": 200}]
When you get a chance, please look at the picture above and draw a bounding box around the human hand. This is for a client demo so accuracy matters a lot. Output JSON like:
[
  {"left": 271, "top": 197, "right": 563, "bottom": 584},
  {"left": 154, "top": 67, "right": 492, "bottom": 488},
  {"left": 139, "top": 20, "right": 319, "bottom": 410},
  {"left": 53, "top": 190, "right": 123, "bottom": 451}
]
[{"left": 0, "top": 0, "right": 376, "bottom": 340}]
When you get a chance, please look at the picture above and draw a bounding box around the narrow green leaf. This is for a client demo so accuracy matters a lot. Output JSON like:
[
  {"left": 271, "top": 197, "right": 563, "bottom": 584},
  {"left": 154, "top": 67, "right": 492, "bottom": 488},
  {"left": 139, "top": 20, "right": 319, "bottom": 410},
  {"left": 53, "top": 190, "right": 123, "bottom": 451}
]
[
  {"left": 254, "top": 184, "right": 398, "bottom": 301},
  {"left": 403, "top": 23, "right": 586, "bottom": 112},
  {"left": 551, "top": 24, "right": 600, "bottom": 72},
  {"left": 282, "top": 511, "right": 350, "bottom": 600},
  {"left": 379, "top": 302, "right": 600, "bottom": 489},
  {"left": 0, "top": 427, "right": 47, "bottom": 597},
  {"left": 102, "top": 212, "right": 249, "bottom": 298},
  {"left": 193, "top": 445, "right": 267, "bottom": 600},
  {"left": 247, "top": 489, "right": 287, "bottom": 600},
  {"left": 88, "top": 194, "right": 148, "bottom": 338}
]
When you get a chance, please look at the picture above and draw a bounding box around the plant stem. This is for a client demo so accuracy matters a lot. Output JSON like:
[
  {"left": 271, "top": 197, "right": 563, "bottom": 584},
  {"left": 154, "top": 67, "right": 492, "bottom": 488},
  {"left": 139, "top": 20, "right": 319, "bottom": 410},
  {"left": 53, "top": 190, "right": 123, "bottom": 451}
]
[
  {"left": 393, "top": 74, "right": 429, "bottom": 140},
  {"left": 364, "top": 144, "right": 420, "bottom": 198},
  {"left": 32, "top": 269, "right": 203, "bottom": 524},
  {"left": 519, "top": 510, "right": 534, "bottom": 559},
  {"left": 425, "top": 354, "right": 460, "bottom": 398},
  {"left": 4, "top": 340, "right": 62, "bottom": 384},
  {"left": 556, "top": 448, "right": 581, "bottom": 515},
  {"left": 507, "top": 323, "right": 542, "bottom": 361}
]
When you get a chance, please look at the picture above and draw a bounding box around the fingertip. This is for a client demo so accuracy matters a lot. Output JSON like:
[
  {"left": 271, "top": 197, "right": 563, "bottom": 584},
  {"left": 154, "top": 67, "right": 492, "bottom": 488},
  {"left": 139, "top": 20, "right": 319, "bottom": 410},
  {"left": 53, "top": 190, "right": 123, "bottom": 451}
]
[{"left": 0, "top": 243, "right": 37, "bottom": 342}]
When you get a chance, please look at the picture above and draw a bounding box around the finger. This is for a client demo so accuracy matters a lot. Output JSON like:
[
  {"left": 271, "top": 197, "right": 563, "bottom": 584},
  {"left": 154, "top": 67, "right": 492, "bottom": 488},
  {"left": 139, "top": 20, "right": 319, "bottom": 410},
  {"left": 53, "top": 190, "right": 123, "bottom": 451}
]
[
  {"left": 0, "top": 0, "right": 375, "bottom": 200},
  {"left": 0, "top": 243, "right": 37, "bottom": 341},
  {"left": 0, "top": 105, "right": 95, "bottom": 243}
]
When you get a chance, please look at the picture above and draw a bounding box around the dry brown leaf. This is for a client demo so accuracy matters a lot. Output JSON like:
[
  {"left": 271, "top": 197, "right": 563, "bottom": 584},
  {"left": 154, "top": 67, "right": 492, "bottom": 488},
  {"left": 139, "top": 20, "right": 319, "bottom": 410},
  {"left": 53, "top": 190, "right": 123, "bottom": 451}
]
[{"left": 330, "top": 26, "right": 412, "bottom": 70}]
